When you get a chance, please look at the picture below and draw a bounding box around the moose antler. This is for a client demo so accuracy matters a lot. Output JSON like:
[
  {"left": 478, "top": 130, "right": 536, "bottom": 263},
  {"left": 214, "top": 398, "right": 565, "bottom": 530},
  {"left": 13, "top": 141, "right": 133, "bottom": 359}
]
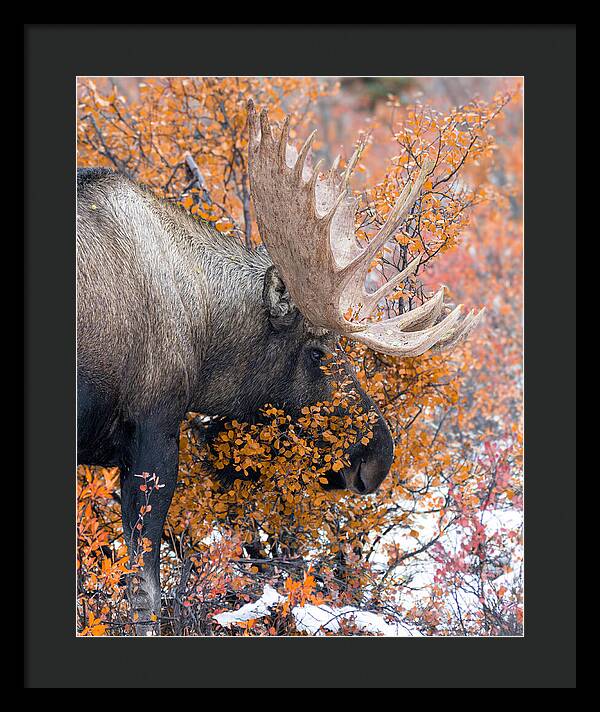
[{"left": 247, "top": 100, "right": 485, "bottom": 357}]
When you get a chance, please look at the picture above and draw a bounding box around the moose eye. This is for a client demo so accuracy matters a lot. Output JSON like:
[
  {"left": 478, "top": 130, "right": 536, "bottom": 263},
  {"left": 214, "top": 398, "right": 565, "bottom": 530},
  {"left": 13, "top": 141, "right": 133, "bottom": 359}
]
[{"left": 309, "top": 348, "right": 325, "bottom": 365}]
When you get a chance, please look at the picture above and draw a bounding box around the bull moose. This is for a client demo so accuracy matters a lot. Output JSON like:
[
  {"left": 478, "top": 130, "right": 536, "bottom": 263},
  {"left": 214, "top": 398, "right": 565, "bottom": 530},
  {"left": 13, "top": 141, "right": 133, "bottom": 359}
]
[{"left": 77, "top": 101, "right": 484, "bottom": 633}]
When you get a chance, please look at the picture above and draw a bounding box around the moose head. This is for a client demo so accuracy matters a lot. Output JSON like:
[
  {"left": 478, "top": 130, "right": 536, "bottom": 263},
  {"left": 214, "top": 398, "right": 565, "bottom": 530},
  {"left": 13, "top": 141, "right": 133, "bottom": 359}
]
[{"left": 211, "top": 100, "right": 485, "bottom": 493}]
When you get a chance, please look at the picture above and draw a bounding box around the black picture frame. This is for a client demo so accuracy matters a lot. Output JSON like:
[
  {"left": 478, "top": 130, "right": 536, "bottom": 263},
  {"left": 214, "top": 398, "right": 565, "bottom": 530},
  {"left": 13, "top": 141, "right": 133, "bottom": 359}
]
[{"left": 24, "top": 24, "right": 576, "bottom": 688}]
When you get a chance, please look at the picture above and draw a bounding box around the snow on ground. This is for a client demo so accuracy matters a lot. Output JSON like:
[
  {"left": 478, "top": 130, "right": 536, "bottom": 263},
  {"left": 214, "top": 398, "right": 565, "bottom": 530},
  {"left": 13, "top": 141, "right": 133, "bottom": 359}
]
[
  {"left": 292, "top": 603, "right": 421, "bottom": 636},
  {"left": 213, "top": 585, "right": 285, "bottom": 627},
  {"left": 214, "top": 584, "right": 422, "bottom": 636}
]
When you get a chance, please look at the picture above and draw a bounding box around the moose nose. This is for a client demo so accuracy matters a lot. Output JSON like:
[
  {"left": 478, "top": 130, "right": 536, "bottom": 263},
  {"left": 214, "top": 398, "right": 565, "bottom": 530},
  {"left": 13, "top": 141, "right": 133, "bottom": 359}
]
[
  {"left": 343, "top": 415, "right": 395, "bottom": 495},
  {"left": 344, "top": 458, "right": 389, "bottom": 495}
]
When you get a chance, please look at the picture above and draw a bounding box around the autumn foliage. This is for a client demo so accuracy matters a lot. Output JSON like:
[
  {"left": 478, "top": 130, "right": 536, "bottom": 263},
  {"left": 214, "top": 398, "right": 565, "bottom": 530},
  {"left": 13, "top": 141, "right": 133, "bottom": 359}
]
[{"left": 77, "top": 76, "right": 523, "bottom": 636}]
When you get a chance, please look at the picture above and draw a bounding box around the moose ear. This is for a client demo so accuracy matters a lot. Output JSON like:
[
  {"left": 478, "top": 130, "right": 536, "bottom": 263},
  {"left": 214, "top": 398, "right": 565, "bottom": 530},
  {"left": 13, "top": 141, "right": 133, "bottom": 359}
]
[{"left": 262, "top": 265, "right": 298, "bottom": 330}]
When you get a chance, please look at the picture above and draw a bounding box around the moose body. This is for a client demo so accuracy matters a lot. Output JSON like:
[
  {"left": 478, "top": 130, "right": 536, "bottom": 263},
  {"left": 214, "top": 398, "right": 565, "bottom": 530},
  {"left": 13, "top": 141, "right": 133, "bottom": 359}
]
[
  {"left": 77, "top": 167, "right": 394, "bottom": 631},
  {"left": 77, "top": 102, "right": 483, "bottom": 634}
]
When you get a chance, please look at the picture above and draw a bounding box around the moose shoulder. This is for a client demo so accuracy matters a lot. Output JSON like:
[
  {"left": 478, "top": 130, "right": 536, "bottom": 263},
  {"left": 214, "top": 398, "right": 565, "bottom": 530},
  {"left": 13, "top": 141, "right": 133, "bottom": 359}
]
[{"left": 77, "top": 103, "right": 483, "bottom": 634}]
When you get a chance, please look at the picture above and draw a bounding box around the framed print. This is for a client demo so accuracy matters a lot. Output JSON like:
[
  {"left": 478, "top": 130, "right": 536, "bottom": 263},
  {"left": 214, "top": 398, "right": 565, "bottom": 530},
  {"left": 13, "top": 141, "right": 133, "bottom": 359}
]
[{"left": 24, "top": 24, "right": 576, "bottom": 689}]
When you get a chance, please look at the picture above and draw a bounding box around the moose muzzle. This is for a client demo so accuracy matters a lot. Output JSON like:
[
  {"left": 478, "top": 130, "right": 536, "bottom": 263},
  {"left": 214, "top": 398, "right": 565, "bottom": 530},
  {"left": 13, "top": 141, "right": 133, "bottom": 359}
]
[{"left": 344, "top": 414, "right": 394, "bottom": 494}]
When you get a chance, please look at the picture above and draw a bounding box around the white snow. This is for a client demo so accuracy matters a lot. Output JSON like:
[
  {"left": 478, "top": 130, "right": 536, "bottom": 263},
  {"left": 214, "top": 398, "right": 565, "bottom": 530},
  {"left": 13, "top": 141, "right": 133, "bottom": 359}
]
[
  {"left": 292, "top": 603, "right": 421, "bottom": 636},
  {"left": 213, "top": 585, "right": 285, "bottom": 627},
  {"left": 213, "top": 584, "right": 421, "bottom": 636}
]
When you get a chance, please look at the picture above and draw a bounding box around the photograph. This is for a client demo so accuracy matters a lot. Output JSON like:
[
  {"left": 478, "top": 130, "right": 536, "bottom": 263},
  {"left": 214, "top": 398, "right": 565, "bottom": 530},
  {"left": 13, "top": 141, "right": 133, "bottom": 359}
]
[{"left": 75, "top": 75, "right": 524, "bottom": 638}]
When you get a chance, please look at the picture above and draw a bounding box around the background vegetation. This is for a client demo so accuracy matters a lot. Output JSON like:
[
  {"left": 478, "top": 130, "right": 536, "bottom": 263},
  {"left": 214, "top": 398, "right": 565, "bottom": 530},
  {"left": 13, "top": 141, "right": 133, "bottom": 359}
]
[{"left": 77, "top": 76, "right": 523, "bottom": 636}]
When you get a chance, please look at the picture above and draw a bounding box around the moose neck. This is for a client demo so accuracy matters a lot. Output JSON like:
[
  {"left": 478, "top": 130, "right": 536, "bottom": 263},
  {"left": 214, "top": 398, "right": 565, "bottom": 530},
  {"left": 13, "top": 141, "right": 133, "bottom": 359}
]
[{"left": 178, "top": 224, "right": 274, "bottom": 418}]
